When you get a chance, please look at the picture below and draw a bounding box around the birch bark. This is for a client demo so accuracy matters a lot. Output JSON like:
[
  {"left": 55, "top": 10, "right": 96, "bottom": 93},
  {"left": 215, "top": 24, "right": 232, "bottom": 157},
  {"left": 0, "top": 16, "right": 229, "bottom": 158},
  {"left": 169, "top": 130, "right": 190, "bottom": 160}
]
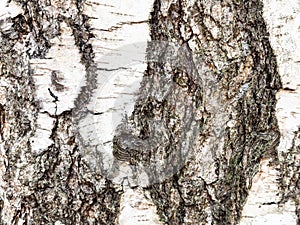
[{"left": 0, "top": 0, "right": 299, "bottom": 225}]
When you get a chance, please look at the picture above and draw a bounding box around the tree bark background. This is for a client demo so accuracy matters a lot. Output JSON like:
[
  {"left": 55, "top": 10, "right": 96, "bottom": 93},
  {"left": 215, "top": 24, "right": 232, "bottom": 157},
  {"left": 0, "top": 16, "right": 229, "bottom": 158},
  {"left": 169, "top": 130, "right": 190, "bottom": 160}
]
[{"left": 0, "top": 0, "right": 299, "bottom": 225}]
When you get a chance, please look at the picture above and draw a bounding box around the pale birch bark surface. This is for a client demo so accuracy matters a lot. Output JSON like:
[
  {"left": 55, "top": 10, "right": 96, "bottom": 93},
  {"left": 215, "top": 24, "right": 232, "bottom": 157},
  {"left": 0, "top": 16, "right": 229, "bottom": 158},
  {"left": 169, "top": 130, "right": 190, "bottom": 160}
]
[
  {"left": 240, "top": 1, "right": 300, "bottom": 224},
  {"left": 0, "top": 0, "right": 299, "bottom": 225}
]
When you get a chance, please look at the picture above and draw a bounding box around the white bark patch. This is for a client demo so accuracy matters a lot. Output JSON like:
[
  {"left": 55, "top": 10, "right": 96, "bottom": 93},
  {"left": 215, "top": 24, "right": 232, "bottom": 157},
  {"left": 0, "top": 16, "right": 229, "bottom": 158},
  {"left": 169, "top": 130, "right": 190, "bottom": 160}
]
[
  {"left": 0, "top": 1, "right": 23, "bottom": 28},
  {"left": 79, "top": 0, "right": 153, "bottom": 170},
  {"left": 30, "top": 22, "right": 86, "bottom": 115},
  {"left": 240, "top": 159, "right": 296, "bottom": 225},
  {"left": 30, "top": 22, "right": 86, "bottom": 154},
  {"left": 276, "top": 89, "right": 300, "bottom": 153},
  {"left": 29, "top": 113, "right": 55, "bottom": 154},
  {"left": 118, "top": 188, "right": 163, "bottom": 225},
  {"left": 263, "top": 0, "right": 300, "bottom": 156},
  {"left": 240, "top": 1, "right": 300, "bottom": 223},
  {"left": 263, "top": 0, "right": 300, "bottom": 90},
  {"left": 81, "top": 1, "right": 164, "bottom": 224}
]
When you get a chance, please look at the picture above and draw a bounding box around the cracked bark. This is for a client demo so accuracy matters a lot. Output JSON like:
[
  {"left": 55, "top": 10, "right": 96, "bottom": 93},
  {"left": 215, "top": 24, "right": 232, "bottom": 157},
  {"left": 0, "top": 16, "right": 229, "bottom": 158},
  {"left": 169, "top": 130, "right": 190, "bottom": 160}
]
[
  {"left": 0, "top": 0, "right": 121, "bottom": 224},
  {"left": 119, "top": 1, "right": 282, "bottom": 224},
  {"left": 0, "top": 0, "right": 299, "bottom": 225}
]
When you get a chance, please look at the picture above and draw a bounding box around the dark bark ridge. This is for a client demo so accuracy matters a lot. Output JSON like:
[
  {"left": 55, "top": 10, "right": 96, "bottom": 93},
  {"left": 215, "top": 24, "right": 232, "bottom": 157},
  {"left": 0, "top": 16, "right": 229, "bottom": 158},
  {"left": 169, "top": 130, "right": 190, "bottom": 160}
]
[{"left": 113, "top": 0, "right": 282, "bottom": 224}]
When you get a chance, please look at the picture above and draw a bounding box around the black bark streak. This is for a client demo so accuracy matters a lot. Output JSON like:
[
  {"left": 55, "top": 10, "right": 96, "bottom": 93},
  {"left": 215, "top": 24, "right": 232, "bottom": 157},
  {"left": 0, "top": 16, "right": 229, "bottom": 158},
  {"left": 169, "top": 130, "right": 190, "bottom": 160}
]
[
  {"left": 48, "top": 87, "right": 59, "bottom": 102},
  {"left": 0, "top": 104, "right": 5, "bottom": 140}
]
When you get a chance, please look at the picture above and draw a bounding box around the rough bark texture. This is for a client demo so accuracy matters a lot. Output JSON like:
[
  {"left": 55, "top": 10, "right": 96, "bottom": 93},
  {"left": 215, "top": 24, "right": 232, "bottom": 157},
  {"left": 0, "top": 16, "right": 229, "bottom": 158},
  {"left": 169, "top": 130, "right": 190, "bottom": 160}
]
[
  {"left": 0, "top": 0, "right": 299, "bottom": 225},
  {"left": 0, "top": 0, "right": 121, "bottom": 224},
  {"left": 115, "top": 0, "right": 282, "bottom": 224}
]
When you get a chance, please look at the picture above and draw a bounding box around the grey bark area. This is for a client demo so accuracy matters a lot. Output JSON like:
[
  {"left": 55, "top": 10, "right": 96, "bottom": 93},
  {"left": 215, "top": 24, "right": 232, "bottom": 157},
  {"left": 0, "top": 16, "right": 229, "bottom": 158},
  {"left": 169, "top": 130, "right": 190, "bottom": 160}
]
[
  {"left": 0, "top": 0, "right": 298, "bottom": 225},
  {"left": 113, "top": 0, "right": 282, "bottom": 224},
  {"left": 0, "top": 0, "right": 121, "bottom": 225}
]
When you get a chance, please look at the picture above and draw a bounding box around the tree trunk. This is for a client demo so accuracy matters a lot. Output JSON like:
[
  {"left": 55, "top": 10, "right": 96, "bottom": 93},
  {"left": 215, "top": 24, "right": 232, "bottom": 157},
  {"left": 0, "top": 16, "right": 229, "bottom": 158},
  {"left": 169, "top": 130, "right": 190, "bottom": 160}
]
[{"left": 0, "top": 0, "right": 298, "bottom": 225}]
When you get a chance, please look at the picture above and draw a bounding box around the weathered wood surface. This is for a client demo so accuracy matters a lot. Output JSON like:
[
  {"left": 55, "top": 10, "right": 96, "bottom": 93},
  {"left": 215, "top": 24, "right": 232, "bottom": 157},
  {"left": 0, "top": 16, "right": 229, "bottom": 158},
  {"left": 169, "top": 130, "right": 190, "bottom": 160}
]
[{"left": 0, "top": 0, "right": 299, "bottom": 224}]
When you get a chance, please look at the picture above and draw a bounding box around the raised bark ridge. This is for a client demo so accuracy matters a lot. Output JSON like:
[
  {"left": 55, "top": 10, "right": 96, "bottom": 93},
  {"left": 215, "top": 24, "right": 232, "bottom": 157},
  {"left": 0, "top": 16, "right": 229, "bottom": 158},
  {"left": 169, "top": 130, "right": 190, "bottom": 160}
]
[{"left": 113, "top": 0, "right": 282, "bottom": 224}]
